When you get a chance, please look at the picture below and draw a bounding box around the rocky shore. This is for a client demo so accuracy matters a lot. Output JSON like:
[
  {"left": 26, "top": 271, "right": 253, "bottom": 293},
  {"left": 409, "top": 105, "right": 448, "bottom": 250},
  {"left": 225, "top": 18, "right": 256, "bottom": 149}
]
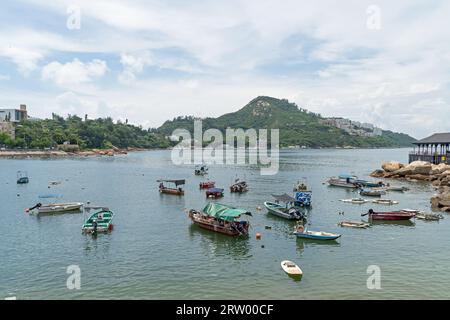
[
  {"left": 371, "top": 160, "right": 450, "bottom": 212},
  {"left": 0, "top": 147, "right": 137, "bottom": 158}
]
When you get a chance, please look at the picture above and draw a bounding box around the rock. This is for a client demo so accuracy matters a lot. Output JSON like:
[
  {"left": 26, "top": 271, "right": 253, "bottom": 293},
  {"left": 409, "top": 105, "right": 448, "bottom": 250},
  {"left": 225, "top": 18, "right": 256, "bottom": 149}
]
[
  {"left": 370, "top": 169, "right": 386, "bottom": 178},
  {"left": 382, "top": 161, "right": 404, "bottom": 172},
  {"left": 441, "top": 170, "right": 450, "bottom": 176},
  {"left": 407, "top": 174, "right": 432, "bottom": 181},
  {"left": 431, "top": 164, "right": 450, "bottom": 175},
  {"left": 393, "top": 167, "right": 414, "bottom": 177},
  {"left": 441, "top": 207, "right": 450, "bottom": 212},
  {"left": 407, "top": 161, "right": 432, "bottom": 175}
]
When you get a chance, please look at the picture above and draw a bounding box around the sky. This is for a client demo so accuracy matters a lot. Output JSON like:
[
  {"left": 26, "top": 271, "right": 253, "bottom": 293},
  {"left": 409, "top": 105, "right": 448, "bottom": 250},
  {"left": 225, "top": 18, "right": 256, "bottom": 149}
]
[{"left": 0, "top": 0, "right": 449, "bottom": 138}]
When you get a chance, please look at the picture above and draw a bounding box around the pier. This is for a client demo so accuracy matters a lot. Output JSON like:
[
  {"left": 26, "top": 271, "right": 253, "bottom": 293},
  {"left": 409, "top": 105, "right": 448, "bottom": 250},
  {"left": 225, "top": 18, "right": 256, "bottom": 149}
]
[{"left": 409, "top": 133, "right": 450, "bottom": 164}]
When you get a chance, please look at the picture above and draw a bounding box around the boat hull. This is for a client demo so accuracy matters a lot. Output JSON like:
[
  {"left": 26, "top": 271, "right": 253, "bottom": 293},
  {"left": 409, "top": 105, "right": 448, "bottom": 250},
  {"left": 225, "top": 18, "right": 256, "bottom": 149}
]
[
  {"left": 294, "top": 231, "right": 341, "bottom": 240},
  {"left": 264, "top": 202, "right": 303, "bottom": 220},
  {"left": 189, "top": 211, "right": 249, "bottom": 237},
  {"left": 36, "top": 202, "right": 83, "bottom": 214},
  {"left": 159, "top": 188, "right": 184, "bottom": 196},
  {"left": 328, "top": 179, "right": 358, "bottom": 188},
  {"left": 368, "top": 212, "right": 415, "bottom": 220}
]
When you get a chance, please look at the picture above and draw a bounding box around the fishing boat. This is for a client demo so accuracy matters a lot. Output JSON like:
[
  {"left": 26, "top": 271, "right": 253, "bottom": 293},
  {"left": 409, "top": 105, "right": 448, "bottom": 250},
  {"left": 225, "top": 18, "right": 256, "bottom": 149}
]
[
  {"left": 82, "top": 208, "right": 114, "bottom": 234},
  {"left": 188, "top": 202, "right": 251, "bottom": 236},
  {"left": 415, "top": 212, "right": 443, "bottom": 221},
  {"left": 16, "top": 171, "right": 29, "bottom": 184},
  {"left": 194, "top": 165, "right": 208, "bottom": 176},
  {"left": 264, "top": 194, "right": 306, "bottom": 221},
  {"left": 230, "top": 178, "right": 248, "bottom": 193},
  {"left": 338, "top": 220, "right": 370, "bottom": 228},
  {"left": 293, "top": 224, "right": 341, "bottom": 241},
  {"left": 26, "top": 202, "right": 83, "bottom": 215},
  {"left": 359, "top": 188, "right": 386, "bottom": 197},
  {"left": 281, "top": 260, "right": 303, "bottom": 276},
  {"left": 386, "top": 186, "right": 409, "bottom": 192},
  {"left": 199, "top": 181, "right": 215, "bottom": 189},
  {"left": 158, "top": 179, "right": 185, "bottom": 196},
  {"left": 340, "top": 198, "right": 369, "bottom": 204},
  {"left": 327, "top": 176, "right": 358, "bottom": 188},
  {"left": 293, "top": 181, "right": 312, "bottom": 207},
  {"left": 372, "top": 199, "right": 399, "bottom": 205},
  {"left": 354, "top": 180, "right": 385, "bottom": 188},
  {"left": 206, "top": 188, "right": 224, "bottom": 198},
  {"left": 362, "top": 209, "right": 415, "bottom": 221},
  {"left": 401, "top": 209, "right": 420, "bottom": 214}
]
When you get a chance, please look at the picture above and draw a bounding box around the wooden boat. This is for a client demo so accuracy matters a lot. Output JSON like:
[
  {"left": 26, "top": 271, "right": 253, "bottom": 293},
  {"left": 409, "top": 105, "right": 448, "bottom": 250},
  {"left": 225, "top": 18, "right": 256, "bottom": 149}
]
[
  {"left": 372, "top": 199, "right": 399, "bottom": 205},
  {"left": 415, "top": 212, "right": 443, "bottom": 221},
  {"left": 230, "top": 179, "right": 248, "bottom": 193},
  {"left": 340, "top": 198, "right": 368, "bottom": 204},
  {"left": 281, "top": 260, "right": 303, "bottom": 276},
  {"left": 264, "top": 194, "right": 306, "bottom": 221},
  {"left": 16, "top": 171, "right": 29, "bottom": 184},
  {"left": 338, "top": 220, "right": 370, "bottom": 229},
  {"left": 293, "top": 225, "right": 341, "bottom": 240},
  {"left": 362, "top": 209, "right": 415, "bottom": 221},
  {"left": 401, "top": 209, "right": 420, "bottom": 214},
  {"left": 206, "top": 188, "right": 224, "bottom": 198},
  {"left": 158, "top": 179, "right": 185, "bottom": 196},
  {"left": 188, "top": 202, "right": 251, "bottom": 236},
  {"left": 327, "top": 178, "right": 358, "bottom": 188},
  {"left": 194, "top": 165, "right": 208, "bottom": 176},
  {"left": 199, "top": 181, "right": 215, "bottom": 189},
  {"left": 82, "top": 209, "right": 114, "bottom": 234},
  {"left": 26, "top": 202, "right": 83, "bottom": 215},
  {"left": 293, "top": 181, "right": 312, "bottom": 207},
  {"left": 359, "top": 188, "right": 386, "bottom": 197}
]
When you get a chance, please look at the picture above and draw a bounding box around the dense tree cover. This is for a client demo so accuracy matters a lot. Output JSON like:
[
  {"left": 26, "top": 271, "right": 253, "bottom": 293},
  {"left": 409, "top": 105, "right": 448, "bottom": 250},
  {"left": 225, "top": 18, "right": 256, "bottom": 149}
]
[
  {"left": 2, "top": 114, "right": 171, "bottom": 150},
  {"left": 157, "top": 96, "right": 416, "bottom": 148}
]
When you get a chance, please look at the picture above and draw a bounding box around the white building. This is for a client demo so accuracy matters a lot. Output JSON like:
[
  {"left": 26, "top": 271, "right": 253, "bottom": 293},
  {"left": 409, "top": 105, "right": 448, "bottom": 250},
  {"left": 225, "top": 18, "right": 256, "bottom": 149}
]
[{"left": 0, "top": 105, "right": 28, "bottom": 122}]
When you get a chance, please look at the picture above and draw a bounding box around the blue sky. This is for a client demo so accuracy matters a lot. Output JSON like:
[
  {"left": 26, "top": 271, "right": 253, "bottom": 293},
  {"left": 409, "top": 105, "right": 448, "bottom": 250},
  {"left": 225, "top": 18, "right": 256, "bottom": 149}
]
[{"left": 1, "top": 0, "right": 449, "bottom": 138}]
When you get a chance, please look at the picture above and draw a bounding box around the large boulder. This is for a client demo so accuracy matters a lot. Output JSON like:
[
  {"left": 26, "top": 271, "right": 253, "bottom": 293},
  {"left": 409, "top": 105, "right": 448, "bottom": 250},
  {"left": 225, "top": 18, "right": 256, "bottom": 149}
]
[
  {"left": 370, "top": 169, "right": 386, "bottom": 178},
  {"left": 382, "top": 161, "right": 404, "bottom": 172},
  {"left": 431, "top": 163, "right": 450, "bottom": 175},
  {"left": 408, "top": 161, "right": 432, "bottom": 175}
]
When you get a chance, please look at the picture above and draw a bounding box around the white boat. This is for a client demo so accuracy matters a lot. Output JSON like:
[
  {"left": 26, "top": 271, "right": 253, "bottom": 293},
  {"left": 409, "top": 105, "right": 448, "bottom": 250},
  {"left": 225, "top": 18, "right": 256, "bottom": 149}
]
[
  {"left": 338, "top": 220, "right": 370, "bottom": 229},
  {"left": 372, "top": 199, "right": 399, "bottom": 205},
  {"left": 340, "top": 198, "right": 369, "bottom": 204},
  {"left": 27, "top": 202, "right": 84, "bottom": 215},
  {"left": 281, "top": 260, "right": 303, "bottom": 276}
]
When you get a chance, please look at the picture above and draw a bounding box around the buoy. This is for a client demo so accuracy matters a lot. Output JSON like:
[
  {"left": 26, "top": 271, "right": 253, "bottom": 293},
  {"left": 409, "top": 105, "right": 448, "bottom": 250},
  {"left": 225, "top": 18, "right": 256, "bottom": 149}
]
[
  {"left": 256, "top": 232, "right": 262, "bottom": 240},
  {"left": 256, "top": 206, "right": 262, "bottom": 211},
  {"left": 261, "top": 245, "right": 265, "bottom": 248},
  {"left": 265, "top": 225, "right": 272, "bottom": 230}
]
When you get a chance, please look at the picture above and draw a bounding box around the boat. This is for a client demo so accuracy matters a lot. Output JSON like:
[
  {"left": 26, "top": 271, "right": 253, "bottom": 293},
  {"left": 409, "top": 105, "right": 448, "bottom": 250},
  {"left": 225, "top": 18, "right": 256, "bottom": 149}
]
[
  {"left": 372, "top": 199, "right": 399, "bottom": 205},
  {"left": 359, "top": 188, "right": 386, "bottom": 197},
  {"left": 230, "top": 178, "right": 248, "bottom": 193},
  {"left": 338, "top": 220, "right": 370, "bottom": 228},
  {"left": 327, "top": 177, "right": 358, "bottom": 188},
  {"left": 199, "top": 181, "right": 215, "bottom": 189},
  {"left": 26, "top": 202, "right": 84, "bottom": 215},
  {"left": 194, "top": 165, "right": 208, "bottom": 176},
  {"left": 340, "top": 198, "right": 369, "bottom": 204},
  {"left": 206, "top": 188, "right": 224, "bottom": 198},
  {"left": 281, "top": 260, "right": 303, "bottom": 276},
  {"left": 293, "top": 181, "right": 312, "bottom": 207},
  {"left": 16, "top": 171, "right": 29, "bottom": 184},
  {"left": 362, "top": 209, "right": 415, "bottom": 221},
  {"left": 386, "top": 186, "right": 409, "bottom": 192},
  {"left": 401, "top": 209, "right": 420, "bottom": 214},
  {"left": 293, "top": 224, "right": 341, "bottom": 240},
  {"left": 188, "top": 202, "right": 251, "bottom": 236},
  {"left": 158, "top": 179, "right": 185, "bottom": 196},
  {"left": 415, "top": 212, "right": 443, "bottom": 221},
  {"left": 82, "top": 208, "right": 114, "bottom": 234},
  {"left": 264, "top": 194, "right": 306, "bottom": 221},
  {"left": 338, "top": 174, "right": 385, "bottom": 188}
]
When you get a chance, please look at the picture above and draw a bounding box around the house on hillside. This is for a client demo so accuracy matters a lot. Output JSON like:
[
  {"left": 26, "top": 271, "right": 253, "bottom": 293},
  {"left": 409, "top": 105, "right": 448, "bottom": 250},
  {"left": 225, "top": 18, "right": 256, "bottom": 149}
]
[
  {"left": 409, "top": 133, "right": 450, "bottom": 164},
  {"left": 0, "top": 105, "right": 28, "bottom": 123}
]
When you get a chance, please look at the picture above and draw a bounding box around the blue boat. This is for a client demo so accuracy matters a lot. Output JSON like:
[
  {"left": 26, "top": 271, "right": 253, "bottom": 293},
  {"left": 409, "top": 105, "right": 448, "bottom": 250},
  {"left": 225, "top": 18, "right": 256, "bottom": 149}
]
[
  {"left": 294, "top": 225, "right": 341, "bottom": 240},
  {"left": 16, "top": 171, "right": 29, "bottom": 184},
  {"left": 293, "top": 181, "right": 312, "bottom": 207}
]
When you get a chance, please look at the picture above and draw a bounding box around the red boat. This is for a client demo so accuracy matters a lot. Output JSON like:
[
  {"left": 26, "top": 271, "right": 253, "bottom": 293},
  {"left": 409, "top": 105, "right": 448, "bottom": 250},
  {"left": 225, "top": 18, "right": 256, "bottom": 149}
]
[
  {"left": 363, "top": 209, "right": 415, "bottom": 221},
  {"left": 206, "top": 188, "right": 224, "bottom": 198},
  {"left": 199, "top": 181, "right": 215, "bottom": 189}
]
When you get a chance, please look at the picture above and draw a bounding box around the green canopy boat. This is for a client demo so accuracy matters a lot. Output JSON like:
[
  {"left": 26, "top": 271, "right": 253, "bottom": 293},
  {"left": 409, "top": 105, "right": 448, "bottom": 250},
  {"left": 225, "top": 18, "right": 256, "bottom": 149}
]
[{"left": 82, "top": 209, "right": 114, "bottom": 234}]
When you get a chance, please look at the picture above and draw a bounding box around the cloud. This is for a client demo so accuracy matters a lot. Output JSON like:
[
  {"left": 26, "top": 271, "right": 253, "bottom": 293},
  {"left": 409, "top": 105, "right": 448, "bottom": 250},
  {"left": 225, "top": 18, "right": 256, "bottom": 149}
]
[{"left": 42, "top": 59, "right": 108, "bottom": 88}]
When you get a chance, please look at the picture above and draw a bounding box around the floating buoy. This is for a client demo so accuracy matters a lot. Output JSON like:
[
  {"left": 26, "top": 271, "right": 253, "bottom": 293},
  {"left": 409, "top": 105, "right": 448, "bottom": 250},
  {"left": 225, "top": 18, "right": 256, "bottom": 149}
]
[
  {"left": 261, "top": 245, "right": 265, "bottom": 248},
  {"left": 256, "top": 206, "right": 262, "bottom": 211},
  {"left": 265, "top": 225, "right": 272, "bottom": 230},
  {"left": 256, "top": 232, "right": 262, "bottom": 240}
]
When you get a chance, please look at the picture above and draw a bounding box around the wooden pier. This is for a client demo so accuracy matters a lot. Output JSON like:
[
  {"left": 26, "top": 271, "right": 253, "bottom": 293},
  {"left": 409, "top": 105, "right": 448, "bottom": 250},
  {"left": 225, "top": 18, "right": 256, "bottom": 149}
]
[{"left": 409, "top": 133, "right": 450, "bottom": 164}]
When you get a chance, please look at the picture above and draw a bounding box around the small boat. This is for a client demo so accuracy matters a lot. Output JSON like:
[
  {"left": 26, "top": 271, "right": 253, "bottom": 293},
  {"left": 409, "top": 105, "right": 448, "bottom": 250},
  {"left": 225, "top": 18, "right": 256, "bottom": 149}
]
[
  {"left": 293, "top": 224, "right": 341, "bottom": 240},
  {"left": 16, "top": 171, "right": 29, "bottom": 184},
  {"left": 206, "top": 188, "right": 224, "bottom": 198},
  {"left": 415, "top": 212, "right": 443, "bottom": 221},
  {"left": 401, "top": 209, "right": 420, "bottom": 214},
  {"left": 386, "top": 186, "right": 409, "bottom": 192},
  {"left": 293, "top": 181, "right": 312, "bottom": 207},
  {"left": 340, "top": 198, "right": 369, "bottom": 204},
  {"left": 327, "top": 177, "right": 358, "bottom": 188},
  {"left": 82, "top": 209, "right": 114, "bottom": 234},
  {"left": 194, "top": 165, "right": 208, "bottom": 176},
  {"left": 188, "top": 202, "right": 251, "bottom": 236},
  {"left": 359, "top": 188, "right": 386, "bottom": 197},
  {"left": 281, "top": 260, "right": 303, "bottom": 276},
  {"left": 230, "top": 178, "right": 248, "bottom": 193},
  {"left": 354, "top": 180, "right": 385, "bottom": 188},
  {"left": 372, "top": 199, "right": 399, "bottom": 205},
  {"left": 26, "top": 202, "right": 83, "bottom": 215},
  {"left": 264, "top": 194, "right": 306, "bottom": 221},
  {"left": 362, "top": 209, "right": 415, "bottom": 221},
  {"left": 338, "top": 220, "right": 370, "bottom": 229},
  {"left": 158, "top": 179, "right": 185, "bottom": 196},
  {"left": 199, "top": 181, "right": 215, "bottom": 189}
]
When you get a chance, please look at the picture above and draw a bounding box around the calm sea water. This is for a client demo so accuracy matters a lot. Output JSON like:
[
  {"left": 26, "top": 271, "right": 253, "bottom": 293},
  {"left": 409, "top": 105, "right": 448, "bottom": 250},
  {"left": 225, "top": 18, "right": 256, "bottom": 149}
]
[{"left": 1, "top": 148, "right": 448, "bottom": 300}]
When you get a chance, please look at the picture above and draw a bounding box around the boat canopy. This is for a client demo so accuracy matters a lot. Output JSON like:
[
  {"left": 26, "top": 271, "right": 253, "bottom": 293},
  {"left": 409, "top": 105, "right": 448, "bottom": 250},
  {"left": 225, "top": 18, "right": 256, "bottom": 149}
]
[
  {"left": 157, "top": 179, "right": 185, "bottom": 186},
  {"left": 207, "top": 188, "right": 224, "bottom": 193},
  {"left": 272, "top": 193, "right": 296, "bottom": 203},
  {"left": 202, "top": 202, "right": 251, "bottom": 222},
  {"left": 339, "top": 174, "right": 357, "bottom": 179}
]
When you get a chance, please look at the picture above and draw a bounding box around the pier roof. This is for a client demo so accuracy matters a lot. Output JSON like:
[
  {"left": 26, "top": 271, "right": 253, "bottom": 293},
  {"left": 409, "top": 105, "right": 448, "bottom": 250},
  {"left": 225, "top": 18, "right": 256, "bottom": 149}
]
[{"left": 414, "top": 133, "right": 450, "bottom": 145}]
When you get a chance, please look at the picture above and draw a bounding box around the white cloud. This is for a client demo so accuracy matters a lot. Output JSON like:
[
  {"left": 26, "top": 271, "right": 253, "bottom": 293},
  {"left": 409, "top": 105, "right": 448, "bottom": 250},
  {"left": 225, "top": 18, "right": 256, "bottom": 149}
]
[{"left": 42, "top": 59, "right": 108, "bottom": 88}]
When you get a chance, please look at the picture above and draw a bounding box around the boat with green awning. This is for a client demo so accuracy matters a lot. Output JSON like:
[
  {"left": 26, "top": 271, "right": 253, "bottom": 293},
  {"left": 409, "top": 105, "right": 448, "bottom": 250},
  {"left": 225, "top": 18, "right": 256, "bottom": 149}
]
[{"left": 188, "top": 202, "right": 251, "bottom": 236}]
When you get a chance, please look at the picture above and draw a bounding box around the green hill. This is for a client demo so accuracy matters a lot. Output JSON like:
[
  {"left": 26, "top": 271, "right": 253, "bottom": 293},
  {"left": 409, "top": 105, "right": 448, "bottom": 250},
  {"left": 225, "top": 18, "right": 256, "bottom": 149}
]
[{"left": 157, "top": 96, "right": 416, "bottom": 148}]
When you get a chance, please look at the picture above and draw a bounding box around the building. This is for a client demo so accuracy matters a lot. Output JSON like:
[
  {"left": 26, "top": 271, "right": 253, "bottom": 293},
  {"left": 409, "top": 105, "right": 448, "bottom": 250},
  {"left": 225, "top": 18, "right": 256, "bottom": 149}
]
[
  {"left": 320, "top": 117, "right": 383, "bottom": 137},
  {"left": 409, "top": 132, "right": 450, "bottom": 164},
  {"left": 0, "top": 104, "right": 28, "bottom": 122}
]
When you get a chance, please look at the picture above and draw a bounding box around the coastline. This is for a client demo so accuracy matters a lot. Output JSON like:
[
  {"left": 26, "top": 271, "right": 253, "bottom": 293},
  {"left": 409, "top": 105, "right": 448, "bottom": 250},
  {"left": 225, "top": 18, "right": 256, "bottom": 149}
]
[{"left": 0, "top": 147, "right": 165, "bottom": 158}]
